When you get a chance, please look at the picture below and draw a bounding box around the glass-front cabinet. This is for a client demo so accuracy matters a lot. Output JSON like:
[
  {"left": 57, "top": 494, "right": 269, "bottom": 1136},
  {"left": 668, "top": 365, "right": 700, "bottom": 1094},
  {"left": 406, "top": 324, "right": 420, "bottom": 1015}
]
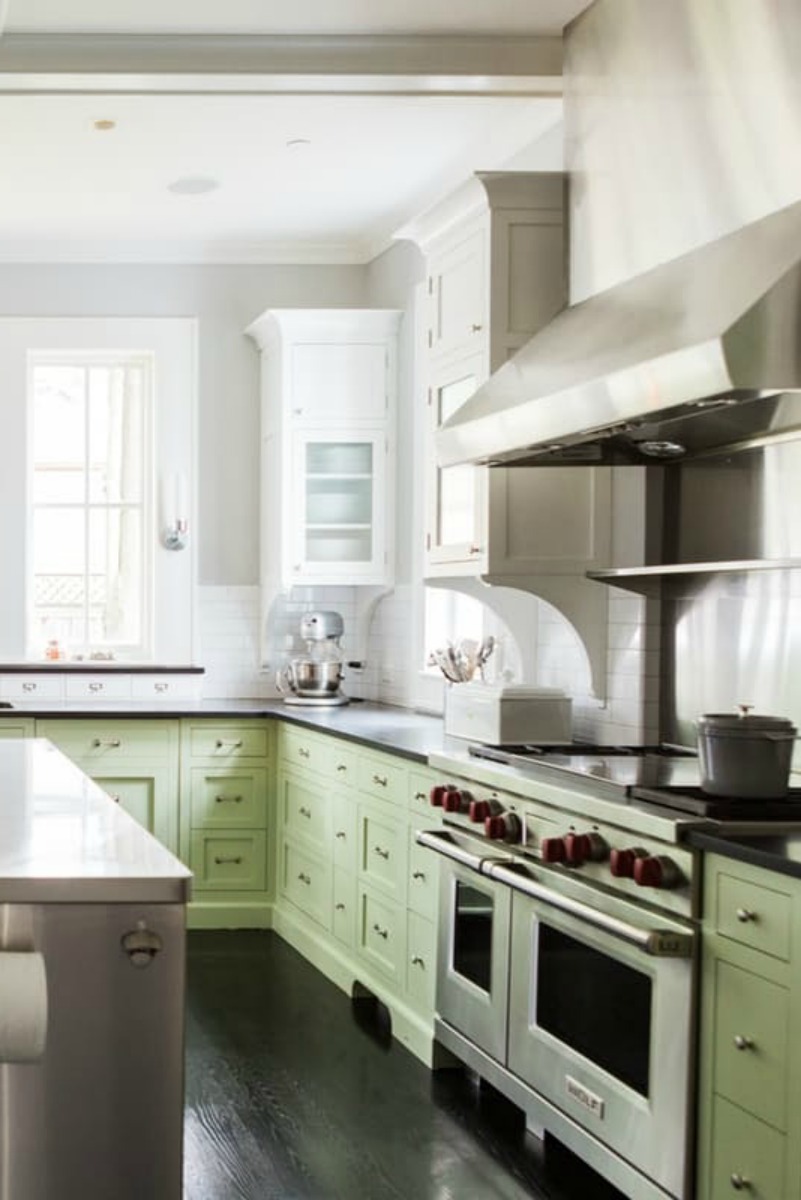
[{"left": 290, "top": 431, "right": 387, "bottom": 582}]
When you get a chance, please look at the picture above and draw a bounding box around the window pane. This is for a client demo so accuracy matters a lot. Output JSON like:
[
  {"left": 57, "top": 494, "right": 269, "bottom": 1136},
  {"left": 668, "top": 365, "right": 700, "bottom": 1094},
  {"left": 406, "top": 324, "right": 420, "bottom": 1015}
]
[
  {"left": 31, "top": 509, "right": 86, "bottom": 651},
  {"left": 31, "top": 365, "right": 86, "bottom": 503},
  {"left": 88, "top": 365, "right": 144, "bottom": 503},
  {"left": 88, "top": 508, "right": 143, "bottom": 646}
]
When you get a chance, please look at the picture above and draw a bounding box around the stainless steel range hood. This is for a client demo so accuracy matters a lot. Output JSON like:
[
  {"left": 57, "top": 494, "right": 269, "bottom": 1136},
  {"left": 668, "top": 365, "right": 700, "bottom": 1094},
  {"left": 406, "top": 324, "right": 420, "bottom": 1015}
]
[{"left": 437, "top": 198, "right": 801, "bottom": 467}]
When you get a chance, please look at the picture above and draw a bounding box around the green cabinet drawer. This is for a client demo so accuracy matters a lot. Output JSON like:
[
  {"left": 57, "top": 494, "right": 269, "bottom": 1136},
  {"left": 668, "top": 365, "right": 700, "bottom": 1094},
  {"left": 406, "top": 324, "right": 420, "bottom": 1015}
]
[
  {"left": 190, "top": 766, "right": 268, "bottom": 829},
  {"left": 409, "top": 769, "right": 437, "bottom": 818},
  {"left": 332, "top": 791, "right": 357, "bottom": 874},
  {"left": 39, "top": 718, "right": 173, "bottom": 759},
  {"left": 280, "top": 838, "right": 331, "bottom": 929},
  {"left": 358, "top": 804, "right": 407, "bottom": 902},
  {"left": 357, "top": 751, "right": 409, "bottom": 808},
  {"left": 713, "top": 960, "right": 789, "bottom": 1131},
  {"left": 279, "top": 771, "right": 330, "bottom": 850},
  {"left": 709, "top": 1096, "right": 786, "bottom": 1200},
  {"left": 189, "top": 724, "right": 269, "bottom": 760},
  {"left": 332, "top": 869, "right": 356, "bottom": 949},
  {"left": 94, "top": 775, "right": 157, "bottom": 835},
  {"left": 406, "top": 911, "right": 436, "bottom": 1012},
  {"left": 0, "top": 720, "right": 35, "bottom": 738},
  {"left": 190, "top": 830, "right": 267, "bottom": 891},
  {"left": 408, "top": 831, "right": 438, "bottom": 920},
  {"left": 716, "top": 870, "right": 792, "bottom": 962},
  {"left": 280, "top": 725, "right": 328, "bottom": 775},
  {"left": 323, "top": 740, "right": 358, "bottom": 788},
  {"left": 358, "top": 886, "right": 405, "bottom": 985}
]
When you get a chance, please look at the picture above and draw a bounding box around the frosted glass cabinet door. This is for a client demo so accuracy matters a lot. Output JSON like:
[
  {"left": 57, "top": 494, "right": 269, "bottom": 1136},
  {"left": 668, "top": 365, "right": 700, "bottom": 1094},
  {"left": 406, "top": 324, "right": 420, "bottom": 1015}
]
[
  {"left": 289, "top": 430, "right": 387, "bottom": 582},
  {"left": 426, "top": 352, "right": 487, "bottom": 569}
]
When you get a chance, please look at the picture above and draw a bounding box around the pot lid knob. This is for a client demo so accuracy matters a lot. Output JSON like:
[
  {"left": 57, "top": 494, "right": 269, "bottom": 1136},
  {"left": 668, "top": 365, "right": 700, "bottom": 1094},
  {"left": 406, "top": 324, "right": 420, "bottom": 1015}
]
[{"left": 736, "top": 704, "right": 753, "bottom": 718}]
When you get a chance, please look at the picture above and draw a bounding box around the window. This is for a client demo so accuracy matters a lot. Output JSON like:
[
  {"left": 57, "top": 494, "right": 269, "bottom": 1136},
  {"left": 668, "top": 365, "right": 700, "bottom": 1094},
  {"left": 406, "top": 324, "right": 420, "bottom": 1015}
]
[{"left": 29, "top": 354, "right": 152, "bottom": 659}]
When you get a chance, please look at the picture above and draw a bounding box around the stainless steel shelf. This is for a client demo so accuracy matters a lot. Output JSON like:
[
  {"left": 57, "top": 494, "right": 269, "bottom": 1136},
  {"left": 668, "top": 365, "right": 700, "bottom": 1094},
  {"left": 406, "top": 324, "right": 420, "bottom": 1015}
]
[{"left": 588, "top": 559, "right": 801, "bottom": 594}]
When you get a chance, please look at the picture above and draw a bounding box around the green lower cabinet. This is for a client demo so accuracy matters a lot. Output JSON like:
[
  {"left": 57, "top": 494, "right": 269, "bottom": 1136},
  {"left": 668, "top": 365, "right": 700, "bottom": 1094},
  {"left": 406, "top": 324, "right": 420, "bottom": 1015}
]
[
  {"left": 280, "top": 836, "right": 331, "bottom": 930},
  {"left": 191, "top": 830, "right": 267, "bottom": 890},
  {"left": 0, "top": 719, "right": 36, "bottom": 738},
  {"left": 709, "top": 1097, "right": 785, "bottom": 1199},
  {"left": 406, "top": 911, "right": 436, "bottom": 1013},
  {"left": 357, "top": 884, "right": 406, "bottom": 987},
  {"left": 332, "top": 868, "right": 356, "bottom": 948}
]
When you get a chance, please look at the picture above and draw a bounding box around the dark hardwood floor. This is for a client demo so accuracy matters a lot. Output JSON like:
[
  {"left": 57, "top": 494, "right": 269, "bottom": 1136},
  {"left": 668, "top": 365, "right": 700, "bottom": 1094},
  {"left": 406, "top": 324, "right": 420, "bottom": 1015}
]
[{"left": 184, "top": 931, "right": 625, "bottom": 1200}]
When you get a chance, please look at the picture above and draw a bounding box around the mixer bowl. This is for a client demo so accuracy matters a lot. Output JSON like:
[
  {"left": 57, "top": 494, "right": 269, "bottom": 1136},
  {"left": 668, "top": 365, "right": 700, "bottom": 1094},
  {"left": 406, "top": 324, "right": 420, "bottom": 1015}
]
[{"left": 286, "top": 659, "right": 343, "bottom": 697}]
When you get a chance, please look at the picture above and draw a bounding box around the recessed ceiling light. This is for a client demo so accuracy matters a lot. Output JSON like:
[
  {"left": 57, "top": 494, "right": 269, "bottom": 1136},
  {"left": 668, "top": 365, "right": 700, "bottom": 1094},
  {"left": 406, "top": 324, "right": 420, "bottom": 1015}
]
[
  {"left": 167, "top": 177, "right": 220, "bottom": 196},
  {"left": 93, "top": 119, "right": 116, "bottom": 131},
  {"left": 285, "top": 138, "right": 311, "bottom": 152}
]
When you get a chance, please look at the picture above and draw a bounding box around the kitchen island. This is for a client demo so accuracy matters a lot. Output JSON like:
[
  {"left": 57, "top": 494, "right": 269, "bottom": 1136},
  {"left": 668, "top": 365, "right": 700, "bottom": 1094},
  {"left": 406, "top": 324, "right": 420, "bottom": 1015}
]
[{"left": 0, "top": 738, "right": 190, "bottom": 1200}]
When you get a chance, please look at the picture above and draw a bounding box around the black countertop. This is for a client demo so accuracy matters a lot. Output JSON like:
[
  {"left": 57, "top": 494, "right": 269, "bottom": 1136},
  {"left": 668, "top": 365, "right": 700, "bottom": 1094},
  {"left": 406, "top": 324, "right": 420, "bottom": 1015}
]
[
  {"left": 687, "top": 828, "right": 801, "bottom": 881},
  {"left": 4, "top": 698, "right": 451, "bottom": 764}
]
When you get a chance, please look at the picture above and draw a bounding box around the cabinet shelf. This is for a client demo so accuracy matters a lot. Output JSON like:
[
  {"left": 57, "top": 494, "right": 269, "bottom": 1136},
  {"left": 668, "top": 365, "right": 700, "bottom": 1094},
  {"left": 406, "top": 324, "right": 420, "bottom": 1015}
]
[{"left": 588, "top": 559, "right": 801, "bottom": 594}]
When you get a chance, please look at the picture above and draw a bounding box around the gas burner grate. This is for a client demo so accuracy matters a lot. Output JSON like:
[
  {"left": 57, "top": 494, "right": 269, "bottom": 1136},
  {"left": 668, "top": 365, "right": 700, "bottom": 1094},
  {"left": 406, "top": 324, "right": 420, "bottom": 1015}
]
[
  {"left": 632, "top": 784, "right": 801, "bottom": 820},
  {"left": 469, "top": 742, "right": 695, "bottom": 761}
]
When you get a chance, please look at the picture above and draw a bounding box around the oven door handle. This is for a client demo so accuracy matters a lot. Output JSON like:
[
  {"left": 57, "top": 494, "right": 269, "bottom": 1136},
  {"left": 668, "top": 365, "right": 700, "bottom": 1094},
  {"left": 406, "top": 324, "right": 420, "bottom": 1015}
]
[
  {"left": 487, "top": 863, "right": 693, "bottom": 958},
  {"left": 415, "top": 829, "right": 491, "bottom": 874}
]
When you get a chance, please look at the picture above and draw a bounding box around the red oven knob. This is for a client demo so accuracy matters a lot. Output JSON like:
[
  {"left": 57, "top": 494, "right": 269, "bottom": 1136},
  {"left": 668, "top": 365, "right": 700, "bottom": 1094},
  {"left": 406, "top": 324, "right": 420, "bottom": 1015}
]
[
  {"left": 563, "top": 832, "right": 608, "bottom": 866},
  {"left": 429, "top": 785, "right": 448, "bottom": 807},
  {"left": 469, "top": 798, "right": 491, "bottom": 823},
  {"left": 485, "top": 812, "right": 521, "bottom": 842},
  {"left": 540, "top": 836, "right": 566, "bottom": 864},
  {"left": 633, "top": 855, "right": 683, "bottom": 890},
  {"left": 610, "top": 847, "right": 647, "bottom": 878},
  {"left": 442, "top": 787, "right": 473, "bottom": 814}
]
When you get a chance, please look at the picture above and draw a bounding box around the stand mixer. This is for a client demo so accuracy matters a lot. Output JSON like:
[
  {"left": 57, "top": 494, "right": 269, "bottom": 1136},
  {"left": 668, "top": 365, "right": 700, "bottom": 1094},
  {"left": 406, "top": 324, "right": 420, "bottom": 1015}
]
[{"left": 276, "top": 611, "right": 349, "bottom": 707}]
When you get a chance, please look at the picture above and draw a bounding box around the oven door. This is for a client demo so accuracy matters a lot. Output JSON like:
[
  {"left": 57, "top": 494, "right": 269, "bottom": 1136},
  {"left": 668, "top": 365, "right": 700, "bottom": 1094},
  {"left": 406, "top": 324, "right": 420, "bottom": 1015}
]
[
  {"left": 497, "top": 863, "right": 695, "bottom": 1200},
  {"left": 417, "top": 829, "right": 512, "bottom": 1064}
]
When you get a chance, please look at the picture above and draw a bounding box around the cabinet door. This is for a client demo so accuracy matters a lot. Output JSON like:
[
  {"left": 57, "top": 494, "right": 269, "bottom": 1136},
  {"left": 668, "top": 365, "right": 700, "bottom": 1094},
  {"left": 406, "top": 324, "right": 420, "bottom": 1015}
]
[
  {"left": 90, "top": 763, "right": 176, "bottom": 851},
  {"left": 428, "top": 223, "right": 487, "bottom": 361},
  {"left": 289, "top": 430, "right": 388, "bottom": 583},
  {"left": 289, "top": 341, "right": 390, "bottom": 425},
  {"left": 425, "top": 352, "right": 488, "bottom": 571}
]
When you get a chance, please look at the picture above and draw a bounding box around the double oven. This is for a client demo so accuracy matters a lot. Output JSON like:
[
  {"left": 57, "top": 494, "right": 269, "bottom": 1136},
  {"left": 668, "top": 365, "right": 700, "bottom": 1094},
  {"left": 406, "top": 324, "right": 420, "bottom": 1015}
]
[{"left": 418, "top": 760, "right": 700, "bottom": 1200}]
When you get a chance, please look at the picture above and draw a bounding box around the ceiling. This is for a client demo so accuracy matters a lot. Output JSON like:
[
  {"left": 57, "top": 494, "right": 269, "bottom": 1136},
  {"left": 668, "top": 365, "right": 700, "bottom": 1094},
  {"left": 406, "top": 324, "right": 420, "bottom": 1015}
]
[{"left": 0, "top": 0, "right": 593, "bottom": 263}]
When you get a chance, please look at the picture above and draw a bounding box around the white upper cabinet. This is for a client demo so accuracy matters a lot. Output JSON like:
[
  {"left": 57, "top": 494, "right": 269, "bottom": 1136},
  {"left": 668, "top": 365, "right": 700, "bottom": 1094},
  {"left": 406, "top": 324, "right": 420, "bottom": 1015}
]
[{"left": 246, "top": 309, "right": 400, "bottom": 593}]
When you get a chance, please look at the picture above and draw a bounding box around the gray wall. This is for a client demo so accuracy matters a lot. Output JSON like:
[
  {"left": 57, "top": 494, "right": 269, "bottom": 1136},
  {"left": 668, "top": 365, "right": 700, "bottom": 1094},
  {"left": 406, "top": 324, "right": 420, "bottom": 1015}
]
[
  {"left": 0, "top": 262, "right": 367, "bottom": 584},
  {"left": 565, "top": 0, "right": 801, "bottom": 301}
]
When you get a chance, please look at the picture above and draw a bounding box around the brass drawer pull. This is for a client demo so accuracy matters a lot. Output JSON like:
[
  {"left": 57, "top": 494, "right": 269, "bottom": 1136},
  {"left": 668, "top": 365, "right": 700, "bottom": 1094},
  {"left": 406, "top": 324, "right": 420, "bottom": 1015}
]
[
  {"left": 468, "top": 544, "right": 482, "bottom": 556},
  {"left": 414, "top": 791, "right": 426, "bottom": 801},
  {"left": 736, "top": 907, "right": 757, "bottom": 923},
  {"left": 215, "top": 739, "right": 243, "bottom": 750},
  {"left": 215, "top": 794, "right": 243, "bottom": 804},
  {"left": 297, "top": 872, "right": 311, "bottom": 885},
  {"left": 299, "top": 806, "right": 312, "bottom": 819},
  {"left": 335, "top": 902, "right": 346, "bottom": 912},
  {"left": 335, "top": 830, "right": 347, "bottom": 840},
  {"left": 336, "top": 763, "right": 348, "bottom": 772},
  {"left": 214, "top": 855, "right": 244, "bottom": 866},
  {"left": 733, "top": 1035, "right": 754, "bottom": 1051},
  {"left": 372, "top": 923, "right": 389, "bottom": 940},
  {"left": 92, "top": 737, "right": 122, "bottom": 749},
  {"left": 154, "top": 682, "right": 169, "bottom": 693},
  {"left": 298, "top": 747, "right": 310, "bottom": 759},
  {"left": 88, "top": 682, "right": 105, "bottom": 693},
  {"left": 109, "top": 794, "right": 121, "bottom": 804},
  {"left": 730, "top": 1175, "right": 751, "bottom": 1192},
  {"left": 373, "top": 845, "right": 390, "bottom": 860},
  {"left": 373, "top": 774, "right": 388, "bottom": 787},
  {"left": 412, "top": 870, "right": 426, "bottom": 881},
  {"left": 411, "top": 955, "right": 425, "bottom": 967},
  {"left": 22, "top": 682, "right": 37, "bottom": 693}
]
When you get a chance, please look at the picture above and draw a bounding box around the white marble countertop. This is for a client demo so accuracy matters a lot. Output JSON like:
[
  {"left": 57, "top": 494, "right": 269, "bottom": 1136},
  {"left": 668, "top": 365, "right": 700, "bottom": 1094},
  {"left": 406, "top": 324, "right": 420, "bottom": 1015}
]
[{"left": 0, "top": 739, "right": 191, "bottom": 903}]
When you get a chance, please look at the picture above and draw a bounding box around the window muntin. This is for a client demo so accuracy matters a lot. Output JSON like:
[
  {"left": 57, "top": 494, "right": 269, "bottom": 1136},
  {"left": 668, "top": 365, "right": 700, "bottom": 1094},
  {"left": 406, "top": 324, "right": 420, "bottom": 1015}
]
[{"left": 29, "top": 354, "right": 152, "bottom": 659}]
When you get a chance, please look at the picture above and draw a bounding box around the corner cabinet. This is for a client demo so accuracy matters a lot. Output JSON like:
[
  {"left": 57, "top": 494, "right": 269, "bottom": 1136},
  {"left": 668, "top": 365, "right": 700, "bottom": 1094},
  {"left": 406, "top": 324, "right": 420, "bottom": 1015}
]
[
  {"left": 246, "top": 308, "right": 401, "bottom": 599},
  {"left": 696, "top": 853, "right": 801, "bottom": 1200}
]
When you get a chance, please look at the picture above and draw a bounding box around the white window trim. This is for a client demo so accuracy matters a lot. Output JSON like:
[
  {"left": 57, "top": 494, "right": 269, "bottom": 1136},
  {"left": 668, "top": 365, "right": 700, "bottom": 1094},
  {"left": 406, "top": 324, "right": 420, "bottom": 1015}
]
[{"left": 0, "top": 317, "right": 197, "bottom": 665}]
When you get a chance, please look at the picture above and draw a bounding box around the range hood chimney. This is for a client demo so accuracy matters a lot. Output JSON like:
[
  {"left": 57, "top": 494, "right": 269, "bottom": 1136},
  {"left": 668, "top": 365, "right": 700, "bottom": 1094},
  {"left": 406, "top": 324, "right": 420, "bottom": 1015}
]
[{"left": 437, "top": 198, "right": 801, "bottom": 467}]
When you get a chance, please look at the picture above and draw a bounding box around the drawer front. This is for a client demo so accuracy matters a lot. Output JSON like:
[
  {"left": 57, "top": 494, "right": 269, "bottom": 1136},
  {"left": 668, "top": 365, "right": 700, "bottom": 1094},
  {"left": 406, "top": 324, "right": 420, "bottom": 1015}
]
[
  {"left": 93, "top": 775, "right": 156, "bottom": 835},
  {"left": 190, "top": 831, "right": 267, "bottom": 891},
  {"left": 189, "top": 724, "right": 269, "bottom": 760},
  {"left": 358, "top": 886, "right": 405, "bottom": 985},
  {"left": 358, "top": 805, "right": 407, "bottom": 901},
  {"left": 409, "top": 769, "right": 437, "bottom": 819},
  {"left": 715, "top": 870, "right": 792, "bottom": 961},
  {"left": 0, "top": 720, "right": 35, "bottom": 738},
  {"left": 279, "top": 772, "right": 330, "bottom": 850},
  {"left": 131, "top": 674, "right": 199, "bottom": 701},
  {"left": 280, "top": 725, "right": 328, "bottom": 775},
  {"left": 190, "top": 767, "right": 268, "bottom": 829},
  {"left": 709, "top": 1096, "right": 785, "bottom": 1200},
  {"left": 0, "top": 675, "right": 63, "bottom": 701},
  {"left": 713, "top": 960, "right": 789, "bottom": 1130},
  {"left": 408, "top": 832, "right": 439, "bottom": 920},
  {"left": 406, "top": 911, "right": 437, "bottom": 1012},
  {"left": 332, "top": 792, "right": 357, "bottom": 874},
  {"left": 281, "top": 839, "right": 331, "bottom": 929},
  {"left": 38, "top": 719, "right": 173, "bottom": 759},
  {"left": 332, "top": 869, "right": 356, "bottom": 949},
  {"left": 63, "top": 674, "right": 132, "bottom": 701},
  {"left": 357, "top": 752, "right": 409, "bottom": 808},
  {"left": 323, "top": 740, "right": 358, "bottom": 788}
]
